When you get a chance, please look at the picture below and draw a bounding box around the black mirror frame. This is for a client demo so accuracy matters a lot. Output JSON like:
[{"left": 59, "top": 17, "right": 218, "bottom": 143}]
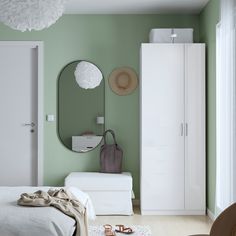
[{"left": 57, "top": 60, "right": 105, "bottom": 153}]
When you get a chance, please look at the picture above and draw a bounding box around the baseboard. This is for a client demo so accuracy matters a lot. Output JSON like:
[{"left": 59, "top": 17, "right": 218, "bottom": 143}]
[
  {"left": 207, "top": 208, "right": 216, "bottom": 221},
  {"left": 141, "top": 210, "right": 206, "bottom": 215},
  {"left": 132, "top": 199, "right": 140, "bottom": 206},
  {"left": 136, "top": 201, "right": 213, "bottom": 218}
]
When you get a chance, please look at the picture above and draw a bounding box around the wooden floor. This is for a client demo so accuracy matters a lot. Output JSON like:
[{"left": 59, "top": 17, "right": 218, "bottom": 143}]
[{"left": 90, "top": 208, "right": 212, "bottom": 236}]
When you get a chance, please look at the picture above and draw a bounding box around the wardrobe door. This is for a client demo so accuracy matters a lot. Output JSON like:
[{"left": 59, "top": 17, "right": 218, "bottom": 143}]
[
  {"left": 141, "top": 44, "right": 185, "bottom": 212},
  {"left": 184, "top": 44, "right": 206, "bottom": 211}
]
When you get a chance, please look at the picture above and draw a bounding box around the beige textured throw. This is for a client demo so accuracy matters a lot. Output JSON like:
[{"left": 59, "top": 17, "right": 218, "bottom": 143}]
[{"left": 17, "top": 188, "right": 88, "bottom": 236}]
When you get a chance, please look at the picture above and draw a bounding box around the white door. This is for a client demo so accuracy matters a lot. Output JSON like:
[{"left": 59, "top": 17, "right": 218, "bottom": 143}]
[
  {"left": 0, "top": 44, "right": 39, "bottom": 186},
  {"left": 184, "top": 44, "right": 206, "bottom": 210},
  {"left": 141, "top": 44, "right": 185, "bottom": 211}
]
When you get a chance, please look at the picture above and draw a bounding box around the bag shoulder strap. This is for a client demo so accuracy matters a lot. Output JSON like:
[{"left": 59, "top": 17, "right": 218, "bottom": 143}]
[{"left": 103, "top": 129, "right": 117, "bottom": 145}]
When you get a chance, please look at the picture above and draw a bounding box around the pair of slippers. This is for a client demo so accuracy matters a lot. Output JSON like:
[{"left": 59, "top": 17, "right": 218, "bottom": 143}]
[{"left": 104, "top": 224, "right": 134, "bottom": 235}]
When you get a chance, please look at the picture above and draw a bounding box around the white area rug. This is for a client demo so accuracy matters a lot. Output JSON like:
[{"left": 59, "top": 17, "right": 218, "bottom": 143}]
[{"left": 88, "top": 225, "right": 152, "bottom": 236}]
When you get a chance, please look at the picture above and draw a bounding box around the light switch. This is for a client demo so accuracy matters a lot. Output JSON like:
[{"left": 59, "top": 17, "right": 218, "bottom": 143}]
[
  {"left": 96, "top": 116, "right": 104, "bottom": 124},
  {"left": 46, "top": 115, "right": 55, "bottom": 122}
]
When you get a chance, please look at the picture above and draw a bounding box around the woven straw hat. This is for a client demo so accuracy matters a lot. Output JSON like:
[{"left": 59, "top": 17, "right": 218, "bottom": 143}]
[{"left": 108, "top": 67, "right": 138, "bottom": 96}]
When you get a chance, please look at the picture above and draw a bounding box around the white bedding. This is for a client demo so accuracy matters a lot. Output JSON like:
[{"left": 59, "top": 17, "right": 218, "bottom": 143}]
[{"left": 0, "top": 186, "right": 95, "bottom": 236}]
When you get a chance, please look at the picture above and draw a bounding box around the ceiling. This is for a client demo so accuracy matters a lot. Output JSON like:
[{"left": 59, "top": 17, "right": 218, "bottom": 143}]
[{"left": 65, "top": 0, "right": 209, "bottom": 14}]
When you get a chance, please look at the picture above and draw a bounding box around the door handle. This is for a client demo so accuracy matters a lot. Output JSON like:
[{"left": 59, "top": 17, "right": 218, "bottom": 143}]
[
  {"left": 23, "top": 122, "right": 35, "bottom": 127},
  {"left": 185, "top": 123, "right": 188, "bottom": 136},
  {"left": 181, "top": 123, "right": 184, "bottom": 136}
]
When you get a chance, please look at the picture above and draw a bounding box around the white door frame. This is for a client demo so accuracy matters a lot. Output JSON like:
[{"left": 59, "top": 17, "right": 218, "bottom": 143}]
[{"left": 0, "top": 41, "right": 44, "bottom": 186}]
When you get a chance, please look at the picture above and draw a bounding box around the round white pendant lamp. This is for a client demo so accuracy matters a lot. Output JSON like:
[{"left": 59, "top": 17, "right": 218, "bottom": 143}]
[
  {"left": 74, "top": 61, "right": 103, "bottom": 89},
  {"left": 0, "top": 0, "right": 67, "bottom": 32}
]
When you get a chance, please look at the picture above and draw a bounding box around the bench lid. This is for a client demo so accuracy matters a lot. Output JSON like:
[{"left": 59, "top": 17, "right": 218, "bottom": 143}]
[{"left": 65, "top": 172, "right": 132, "bottom": 191}]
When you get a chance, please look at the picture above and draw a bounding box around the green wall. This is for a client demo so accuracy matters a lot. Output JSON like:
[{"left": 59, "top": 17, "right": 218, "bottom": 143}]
[
  {"left": 199, "top": 0, "right": 220, "bottom": 214},
  {"left": 0, "top": 15, "right": 200, "bottom": 199}
]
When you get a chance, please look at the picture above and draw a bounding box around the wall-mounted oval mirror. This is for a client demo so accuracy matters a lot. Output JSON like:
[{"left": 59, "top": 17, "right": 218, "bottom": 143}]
[{"left": 58, "top": 60, "right": 105, "bottom": 153}]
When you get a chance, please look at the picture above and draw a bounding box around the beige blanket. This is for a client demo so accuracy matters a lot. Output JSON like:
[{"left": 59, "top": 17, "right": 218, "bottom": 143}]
[{"left": 17, "top": 188, "right": 88, "bottom": 236}]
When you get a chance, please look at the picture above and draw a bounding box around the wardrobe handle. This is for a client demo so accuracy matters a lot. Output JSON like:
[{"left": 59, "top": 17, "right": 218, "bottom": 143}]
[
  {"left": 181, "top": 123, "right": 184, "bottom": 136},
  {"left": 185, "top": 123, "right": 188, "bottom": 136}
]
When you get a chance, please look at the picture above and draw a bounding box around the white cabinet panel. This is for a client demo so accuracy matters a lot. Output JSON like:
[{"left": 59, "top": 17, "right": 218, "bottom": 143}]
[
  {"left": 142, "top": 148, "right": 185, "bottom": 210},
  {"left": 141, "top": 44, "right": 185, "bottom": 211},
  {"left": 140, "top": 43, "right": 205, "bottom": 215},
  {"left": 184, "top": 44, "right": 206, "bottom": 210}
]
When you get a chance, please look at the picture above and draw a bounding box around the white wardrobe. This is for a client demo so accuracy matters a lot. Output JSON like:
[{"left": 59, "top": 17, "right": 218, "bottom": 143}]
[{"left": 140, "top": 43, "right": 205, "bottom": 215}]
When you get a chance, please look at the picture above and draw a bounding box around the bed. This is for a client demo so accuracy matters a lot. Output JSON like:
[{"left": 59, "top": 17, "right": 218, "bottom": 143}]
[{"left": 0, "top": 186, "right": 95, "bottom": 236}]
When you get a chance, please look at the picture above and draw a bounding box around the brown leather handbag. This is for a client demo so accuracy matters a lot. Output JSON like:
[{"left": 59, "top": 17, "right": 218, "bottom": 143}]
[{"left": 100, "top": 130, "right": 123, "bottom": 173}]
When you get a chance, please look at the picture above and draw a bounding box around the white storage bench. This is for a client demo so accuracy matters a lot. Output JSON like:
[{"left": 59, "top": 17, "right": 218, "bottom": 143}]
[{"left": 65, "top": 172, "right": 133, "bottom": 215}]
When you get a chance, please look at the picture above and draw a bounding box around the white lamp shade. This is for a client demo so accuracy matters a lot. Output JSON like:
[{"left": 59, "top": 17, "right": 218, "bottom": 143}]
[
  {"left": 0, "top": 0, "right": 67, "bottom": 32},
  {"left": 74, "top": 61, "right": 103, "bottom": 89}
]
